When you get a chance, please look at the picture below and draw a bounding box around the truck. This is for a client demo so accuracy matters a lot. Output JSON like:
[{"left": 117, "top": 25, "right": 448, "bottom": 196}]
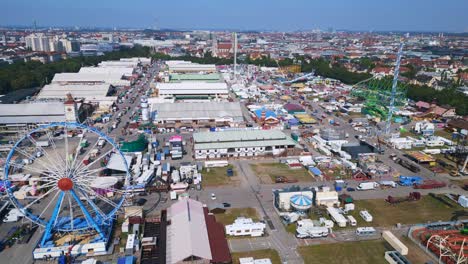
[
  {"left": 356, "top": 182, "right": 379, "bottom": 191},
  {"left": 36, "top": 141, "right": 50, "bottom": 148},
  {"left": 3, "top": 208, "right": 26, "bottom": 223},
  {"left": 379, "top": 181, "right": 397, "bottom": 188}
]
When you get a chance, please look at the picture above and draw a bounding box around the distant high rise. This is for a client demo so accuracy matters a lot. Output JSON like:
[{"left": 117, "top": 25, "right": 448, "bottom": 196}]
[
  {"left": 1, "top": 33, "right": 6, "bottom": 45},
  {"left": 25, "top": 33, "right": 52, "bottom": 51},
  {"left": 59, "top": 39, "right": 80, "bottom": 53}
]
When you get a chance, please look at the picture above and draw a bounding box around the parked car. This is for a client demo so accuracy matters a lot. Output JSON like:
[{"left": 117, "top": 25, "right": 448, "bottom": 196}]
[
  {"left": 211, "top": 193, "right": 217, "bottom": 200},
  {"left": 222, "top": 202, "right": 231, "bottom": 208},
  {"left": 346, "top": 187, "right": 356, "bottom": 192}
]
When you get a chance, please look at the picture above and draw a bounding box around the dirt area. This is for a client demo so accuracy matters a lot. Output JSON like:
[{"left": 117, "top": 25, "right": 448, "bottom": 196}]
[
  {"left": 351, "top": 195, "right": 467, "bottom": 227},
  {"left": 201, "top": 165, "right": 241, "bottom": 187},
  {"left": 214, "top": 207, "right": 260, "bottom": 226},
  {"left": 250, "top": 163, "right": 314, "bottom": 184}
]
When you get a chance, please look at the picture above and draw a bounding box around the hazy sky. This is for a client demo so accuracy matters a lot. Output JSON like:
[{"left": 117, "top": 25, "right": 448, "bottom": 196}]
[{"left": 3, "top": 0, "right": 468, "bottom": 32}]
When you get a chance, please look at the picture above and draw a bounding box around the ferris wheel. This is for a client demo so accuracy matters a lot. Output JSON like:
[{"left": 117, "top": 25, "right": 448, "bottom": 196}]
[{"left": 2, "top": 122, "right": 130, "bottom": 246}]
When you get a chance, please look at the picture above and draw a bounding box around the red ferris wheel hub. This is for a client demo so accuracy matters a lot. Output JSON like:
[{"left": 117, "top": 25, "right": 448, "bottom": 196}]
[{"left": 57, "top": 178, "right": 73, "bottom": 191}]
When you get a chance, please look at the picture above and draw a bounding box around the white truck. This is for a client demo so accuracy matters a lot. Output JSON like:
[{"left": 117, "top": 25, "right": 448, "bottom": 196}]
[
  {"left": 36, "top": 141, "right": 50, "bottom": 148},
  {"left": 3, "top": 208, "right": 26, "bottom": 223},
  {"left": 356, "top": 182, "right": 379, "bottom": 191},
  {"left": 379, "top": 181, "right": 397, "bottom": 188}
]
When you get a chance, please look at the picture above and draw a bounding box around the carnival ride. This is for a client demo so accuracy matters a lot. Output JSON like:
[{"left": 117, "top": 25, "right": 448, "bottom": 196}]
[
  {"left": 351, "top": 39, "right": 408, "bottom": 132},
  {"left": 412, "top": 224, "right": 468, "bottom": 264},
  {"left": 2, "top": 122, "right": 130, "bottom": 258}
]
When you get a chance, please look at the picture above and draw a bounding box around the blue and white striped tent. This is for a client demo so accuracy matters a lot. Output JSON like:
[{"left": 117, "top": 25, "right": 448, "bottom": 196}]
[{"left": 290, "top": 194, "right": 312, "bottom": 211}]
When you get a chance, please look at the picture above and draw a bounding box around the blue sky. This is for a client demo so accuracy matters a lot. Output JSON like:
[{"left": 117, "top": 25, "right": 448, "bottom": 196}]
[{"left": 2, "top": 0, "right": 467, "bottom": 32}]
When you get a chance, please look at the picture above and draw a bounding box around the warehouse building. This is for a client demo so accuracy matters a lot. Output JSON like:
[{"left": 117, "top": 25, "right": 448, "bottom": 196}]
[
  {"left": 169, "top": 73, "right": 222, "bottom": 82},
  {"left": 166, "top": 61, "right": 217, "bottom": 73},
  {"left": 193, "top": 130, "right": 298, "bottom": 159},
  {"left": 165, "top": 199, "right": 230, "bottom": 264},
  {"left": 51, "top": 72, "right": 131, "bottom": 87},
  {"left": 79, "top": 67, "right": 135, "bottom": 78},
  {"left": 0, "top": 101, "right": 77, "bottom": 139},
  {"left": 36, "top": 83, "right": 117, "bottom": 103},
  {"left": 156, "top": 82, "right": 229, "bottom": 100},
  {"left": 151, "top": 102, "right": 244, "bottom": 128}
]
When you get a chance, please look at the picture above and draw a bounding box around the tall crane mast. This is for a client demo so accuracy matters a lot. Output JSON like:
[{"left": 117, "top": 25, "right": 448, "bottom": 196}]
[{"left": 385, "top": 40, "right": 405, "bottom": 134}]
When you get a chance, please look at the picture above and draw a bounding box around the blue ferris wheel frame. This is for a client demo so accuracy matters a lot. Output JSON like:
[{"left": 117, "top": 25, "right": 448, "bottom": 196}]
[{"left": 3, "top": 122, "right": 131, "bottom": 235}]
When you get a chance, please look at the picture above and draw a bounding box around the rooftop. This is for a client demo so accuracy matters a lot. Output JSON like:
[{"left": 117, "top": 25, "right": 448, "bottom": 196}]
[
  {"left": 152, "top": 102, "right": 243, "bottom": 121},
  {"left": 0, "top": 102, "right": 66, "bottom": 124}
]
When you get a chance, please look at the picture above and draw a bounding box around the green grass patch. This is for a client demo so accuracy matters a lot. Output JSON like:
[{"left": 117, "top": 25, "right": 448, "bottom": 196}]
[
  {"left": 231, "top": 249, "right": 281, "bottom": 264},
  {"left": 285, "top": 223, "right": 297, "bottom": 234},
  {"left": 214, "top": 207, "right": 260, "bottom": 226},
  {"left": 202, "top": 165, "right": 239, "bottom": 187},
  {"left": 349, "top": 195, "right": 466, "bottom": 227},
  {"left": 298, "top": 240, "right": 390, "bottom": 264},
  {"left": 251, "top": 163, "right": 313, "bottom": 184}
]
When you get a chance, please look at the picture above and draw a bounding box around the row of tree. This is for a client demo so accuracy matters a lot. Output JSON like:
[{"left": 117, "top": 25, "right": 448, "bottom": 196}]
[{"left": 0, "top": 46, "right": 151, "bottom": 94}]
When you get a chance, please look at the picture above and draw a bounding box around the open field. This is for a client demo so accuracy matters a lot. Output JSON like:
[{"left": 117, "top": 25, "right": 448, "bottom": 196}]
[
  {"left": 350, "top": 195, "right": 467, "bottom": 227},
  {"left": 201, "top": 165, "right": 240, "bottom": 187},
  {"left": 298, "top": 240, "right": 389, "bottom": 264},
  {"left": 250, "top": 163, "right": 313, "bottom": 184},
  {"left": 214, "top": 207, "right": 260, "bottom": 226},
  {"left": 231, "top": 249, "right": 281, "bottom": 264}
]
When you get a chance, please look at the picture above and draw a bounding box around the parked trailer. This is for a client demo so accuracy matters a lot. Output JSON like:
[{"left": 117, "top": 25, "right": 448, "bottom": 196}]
[
  {"left": 359, "top": 210, "right": 373, "bottom": 222},
  {"left": 382, "top": 230, "right": 408, "bottom": 255},
  {"left": 413, "top": 180, "right": 446, "bottom": 189},
  {"left": 356, "top": 227, "right": 377, "bottom": 236}
]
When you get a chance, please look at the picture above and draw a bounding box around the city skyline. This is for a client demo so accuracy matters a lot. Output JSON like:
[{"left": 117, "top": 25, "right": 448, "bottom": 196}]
[{"left": 3, "top": 0, "right": 468, "bottom": 32}]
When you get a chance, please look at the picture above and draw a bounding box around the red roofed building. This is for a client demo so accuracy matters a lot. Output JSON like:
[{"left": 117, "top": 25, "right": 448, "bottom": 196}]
[{"left": 372, "top": 67, "right": 393, "bottom": 76}]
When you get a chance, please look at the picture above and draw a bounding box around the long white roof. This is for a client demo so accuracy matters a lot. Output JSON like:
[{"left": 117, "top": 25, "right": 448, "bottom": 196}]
[
  {"left": 79, "top": 67, "right": 134, "bottom": 77},
  {"left": 52, "top": 72, "right": 130, "bottom": 86},
  {"left": 0, "top": 103, "right": 66, "bottom": 124},
  {"left": 37, "top": 83, "right": 111, "bottom": 100},
  {"left": 166, "top": 199, "right": 212, "bottom": 264},
  {"left": 152, "top": 102, "right": 243, "bottom": 121},
  {"left": 157, "top": 82, "right": 228, "bottom": 95}
]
